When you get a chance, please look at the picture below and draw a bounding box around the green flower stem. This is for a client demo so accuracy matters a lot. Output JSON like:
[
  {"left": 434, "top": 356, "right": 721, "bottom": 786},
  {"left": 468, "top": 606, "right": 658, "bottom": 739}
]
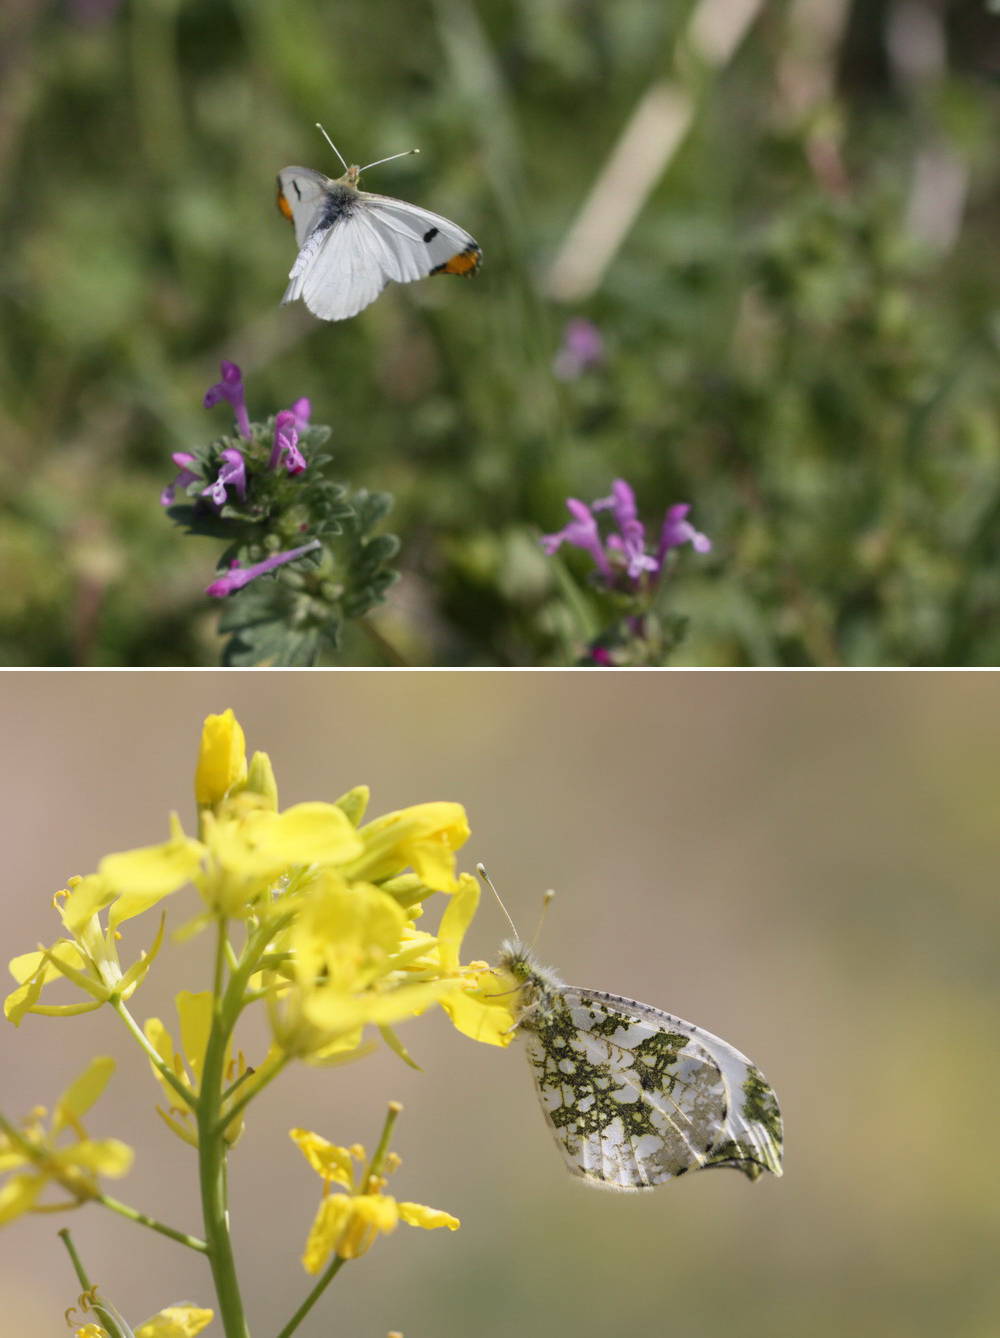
[
  {"left": 58, "top": 1228, "right": 130, "bottom": 1338},
  {"left": 111, "top": 998, "right": 195, "bottom": 1109},
  {"left": 196, "top": 919, "right": 249, "bottom": 1338},
  {"left": 213, "top": 1054, "right": 289, "bottom": 1140},
  {"left": 96, "top": 1192, "right": 208, "bottom": 1253},
  {"left": 273, "top": 1256, "right": 347, "bottom": 1338},
  {"left": 366, "top": 1101, "right": 402, "bottom": 1187}
]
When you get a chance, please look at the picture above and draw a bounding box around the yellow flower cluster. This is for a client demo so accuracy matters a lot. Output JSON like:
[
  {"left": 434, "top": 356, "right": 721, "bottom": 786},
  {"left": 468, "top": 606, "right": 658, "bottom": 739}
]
[{"left": 5, "top": 710, "right": 517, "bottom": 1067}]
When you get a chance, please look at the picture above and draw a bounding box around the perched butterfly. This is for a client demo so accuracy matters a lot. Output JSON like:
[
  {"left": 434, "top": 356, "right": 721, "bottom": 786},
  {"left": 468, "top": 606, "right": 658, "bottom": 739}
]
[
  {"left": 495, "top": 936, "right": 783, "bottom": 1191},
  {"left": 276, "top": 124, "right": 482, "bottom": 322}
]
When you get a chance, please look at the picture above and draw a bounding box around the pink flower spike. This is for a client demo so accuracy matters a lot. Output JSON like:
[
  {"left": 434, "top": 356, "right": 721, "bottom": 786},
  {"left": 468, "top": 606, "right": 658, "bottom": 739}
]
[
  {"left": 289, "top": 398, "right": 312, "bottom": 430},
  {"left": 203, "top": 360, "right": 251, "bottom": 439},
  {"left": 205, "top": 539, "right": 322, "bottom": 598},
  {"left": 160, "top": 451, "right": 200, "bottom": 506},
  {"left": 269, "top": 411, "right": 307, "bottom": 475}
]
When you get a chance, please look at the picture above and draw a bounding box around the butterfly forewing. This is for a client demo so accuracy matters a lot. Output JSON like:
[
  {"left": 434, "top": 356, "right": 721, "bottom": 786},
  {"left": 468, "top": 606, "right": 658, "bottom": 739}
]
[{"left": 519, "top": 982, "right": 782, "bottom": 1191}]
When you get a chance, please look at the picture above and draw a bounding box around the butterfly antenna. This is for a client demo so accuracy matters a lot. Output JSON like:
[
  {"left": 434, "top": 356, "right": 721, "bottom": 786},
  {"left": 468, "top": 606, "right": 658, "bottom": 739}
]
[
  {"left": 476, "top": 863, "right": 519, "bottom": 939},
  {"left": 529, "top": 889, "right": 555, "bottom": 951},
  {"left": 315, "top": 122, "right": 350, "bottom": 173},
  {"left": 360, "top": 148, "right": 421, "bottom": 173}
]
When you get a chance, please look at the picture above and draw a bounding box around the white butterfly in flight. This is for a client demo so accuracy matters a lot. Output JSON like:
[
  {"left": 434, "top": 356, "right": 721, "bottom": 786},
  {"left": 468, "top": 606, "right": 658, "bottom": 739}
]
[
  {"left": 276, "top": 124, "right": 482, "bottom": 322},
  {"left": 482, "top": 870, "right": 783, "bottom": 1191}
]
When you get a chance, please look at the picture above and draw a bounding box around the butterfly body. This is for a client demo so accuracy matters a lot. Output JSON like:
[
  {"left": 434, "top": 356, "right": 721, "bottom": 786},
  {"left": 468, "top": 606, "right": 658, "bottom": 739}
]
[
  {"left": 276, "top": 164, "right": 482, "bottom": 321},
  {"left": 497, "top": 939, "right": 783, "bottom": 1191}
]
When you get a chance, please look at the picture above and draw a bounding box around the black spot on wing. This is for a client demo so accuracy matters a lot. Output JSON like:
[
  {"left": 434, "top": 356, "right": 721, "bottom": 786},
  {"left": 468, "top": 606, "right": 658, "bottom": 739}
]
[{"left": 423, "top": 226, "right": 439, "bottom": 243}]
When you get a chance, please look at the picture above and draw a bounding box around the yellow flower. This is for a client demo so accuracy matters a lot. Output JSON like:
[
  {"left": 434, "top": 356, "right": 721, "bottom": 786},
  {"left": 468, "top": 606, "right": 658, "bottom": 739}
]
[
  {"left": 291, "top": 1120, "right": 459, "bottom": 1273},
  {"left": 194, "top": 709, "right": 247, "bottom": 808},
  {"left": 342, "top": 803, "right": 471, "bottom": 891},
  {"left": 136, "top": 1305, "right": 214, "bottom": 1337},
  {"left": 0, "top": 1058, "right": 132, "bottom": 1224},
  {"left": 4, "top": 876, "right": 165, "bottom": 1025}
]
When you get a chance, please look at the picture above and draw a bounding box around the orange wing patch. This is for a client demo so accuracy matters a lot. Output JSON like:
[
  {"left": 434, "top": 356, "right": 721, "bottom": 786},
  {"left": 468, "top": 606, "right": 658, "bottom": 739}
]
[
  {"left": 431, "top": 244, "right": 482, "bottom": 277},
  {"left": 276, "top": 185, "right": 295, "bottom": 224}
]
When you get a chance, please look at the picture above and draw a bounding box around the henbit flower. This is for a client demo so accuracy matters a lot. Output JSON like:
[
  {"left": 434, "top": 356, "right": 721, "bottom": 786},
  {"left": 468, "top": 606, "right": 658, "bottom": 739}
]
[
  {"left": 595, "top": 480, "right": 659, "bottom": 581},
  {"left": 288, "top": 397, "right": 312, "bottom": 431},
  {"left": 540, "top": 499, "right": 612, "bottom": 579},
  {"left": 658, "top": 503, "right": 712, "bottom": 559},
  {"left": 204, "top": 539, "right": 322, "bottom": 598},
  {"left": 268, "top": 410, "right": 307, "bottom": 475},
  {"left": 553, "top": 317, "right": 604, "bottom": 380},
  {"left": 201, "top": 448, "right": 247, "bottom": 509},
  {"left": 203, "top": 360, "right": 251, "bottom": 439},
  {"left": 160, "top": 452, "right": 201, "bottom": 507},
  {"left": 0, "top": 1057, "right": 133, "bottom": 1224},
  {"left": 291, "top": 1123, "right": 459, "bottom": 1272}
]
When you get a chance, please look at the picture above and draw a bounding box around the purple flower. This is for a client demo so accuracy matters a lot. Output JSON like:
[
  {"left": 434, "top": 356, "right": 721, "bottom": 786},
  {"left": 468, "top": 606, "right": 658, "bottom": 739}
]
[
  {"left": 657, "top": 504, "right": 712, "bottom": 561},
  {"left": 269, "top": 410, "right": 307, "bottom": 475},
  {"left": 289, "top": 398, "right": 312, "bottom": 431},
  {"left": 160, "top": 452, "right": 201, "bottom": 507},
  {"left": 203, "top": 360, "right": 251, "bottom": 440},
  {"left": 541, "top": 479, "right": 711, "bottom": 590},
  {"left": 594, "top": 480, "right": 658, "bottom": 581},
  {"left": 553, "top": 318, "right": 605, "bottom": 381},
  {"left": 540, "top": 498, "right": 612, "bottom": 579},
  {"left": 201, "top": 447, "right": 248, "bottom": 509},
  {"left": 205, "top": 539, "right": 322, "bottom": 599}
]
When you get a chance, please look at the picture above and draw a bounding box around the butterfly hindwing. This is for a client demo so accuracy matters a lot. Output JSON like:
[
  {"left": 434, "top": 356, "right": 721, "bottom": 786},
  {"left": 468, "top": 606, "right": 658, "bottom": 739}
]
[{"left": 512, "top": 964, "right": 782, "bottom": 1190}]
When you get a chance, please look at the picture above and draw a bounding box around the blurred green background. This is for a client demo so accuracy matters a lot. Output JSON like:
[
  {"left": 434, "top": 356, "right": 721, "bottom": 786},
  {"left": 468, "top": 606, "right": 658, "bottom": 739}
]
[
  {"left": 1, "top": 670, "right": 998, "bottom": 1335},
  {"left": 3, "top": 0, "right": 1000, "bottom": 665}
]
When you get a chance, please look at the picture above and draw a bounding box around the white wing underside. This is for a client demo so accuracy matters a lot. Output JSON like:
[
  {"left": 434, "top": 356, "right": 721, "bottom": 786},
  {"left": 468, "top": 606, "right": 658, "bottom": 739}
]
[
  {"left": 283, "top": 192, "right": 476, "bottom": 322},
  {"left": 522, "top": 987, "right": 783, "bottom": 1191}
]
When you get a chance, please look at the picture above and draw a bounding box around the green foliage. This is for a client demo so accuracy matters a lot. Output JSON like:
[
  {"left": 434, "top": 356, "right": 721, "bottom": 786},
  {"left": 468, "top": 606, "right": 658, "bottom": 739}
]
[{"left": 2, "top": 0, "right": 1000, "bottom": 663}]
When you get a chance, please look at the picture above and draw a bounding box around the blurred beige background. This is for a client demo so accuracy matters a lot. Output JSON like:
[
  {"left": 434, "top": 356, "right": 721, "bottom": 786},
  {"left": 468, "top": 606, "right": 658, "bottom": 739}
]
[{"left": 1, "top": 671, "right": 997, "bottom": 1338}]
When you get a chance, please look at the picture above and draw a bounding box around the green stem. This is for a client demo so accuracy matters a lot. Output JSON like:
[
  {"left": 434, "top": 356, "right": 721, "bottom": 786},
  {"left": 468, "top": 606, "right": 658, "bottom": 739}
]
[
  {"left": 196, "top": 919, "right": 249, "bottom": 1338},
  {"left": 273, "top": 1257, "right": 347, "bottom": 1338},
  {"left": 96, "top": 1193, "right": 208, "bottom": 1253},
  {"left": 58, "top": 1228, "right": 130, "bottom": 1338},
  {"left": 112, "top": 999, "right": 195, "bottom": 1109},
  {"left": 365, "top": 1101, "right": 402, "bottom": 1188},
  {"left": 214, "top": 1054, "right": 289, "bottom": 1140}
]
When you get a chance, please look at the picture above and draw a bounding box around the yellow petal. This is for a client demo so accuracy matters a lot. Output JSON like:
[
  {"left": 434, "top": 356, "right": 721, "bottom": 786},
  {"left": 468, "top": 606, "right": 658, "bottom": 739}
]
[
  {"left": 302, "top": 1193, "right": 352, "bottom": 1274},
  {"left": 0, "top": 1171, "right": 43, "bottom": 1224},
  {"left": 291, "top": 878, "right": 406, "bottom": 995},
  {"left": 61, "top": 1137, "right": 134, "bottom": 1178},
  {"left": 303, "top": 979, "right": 461, "bottom": 1033},
  {"left": 289, "top": 1129, "right": 355, "bottom": 1189},
  {"left": 344, "top": 803, "right": 470, "bottom": 891},
  {"left": 52, "top": 1056, "right": 116, "bottom": 1133},
  {"left": 60, "top": 874, "right": 116, "bottom": 937},
  {"left": 439, "top": 968, "right": 517, "bottom": 1048},
  {"left": 176, "top": 991, "right": 214, "bottom": 1086},
  {"left": 436, "top": 874, "right": 479, "bottom": 973},
  {"left": 336, "top": 1193, "right": 399, "bottom": 1259},
  {"left": 240, "top": 804, "right": 363, "bottom": 867},
  {"left": 136, "top": 1305, "right": 214, "bottom": 1338},
  {"left": 398, "top": 1201, "right": 460, "bottom": 1231},
  {"left": 195, "top": 709, "right": 247, "bottom": 807},
  {"left": 101, "top": 822, "right": 204, "bottom": 924}
]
